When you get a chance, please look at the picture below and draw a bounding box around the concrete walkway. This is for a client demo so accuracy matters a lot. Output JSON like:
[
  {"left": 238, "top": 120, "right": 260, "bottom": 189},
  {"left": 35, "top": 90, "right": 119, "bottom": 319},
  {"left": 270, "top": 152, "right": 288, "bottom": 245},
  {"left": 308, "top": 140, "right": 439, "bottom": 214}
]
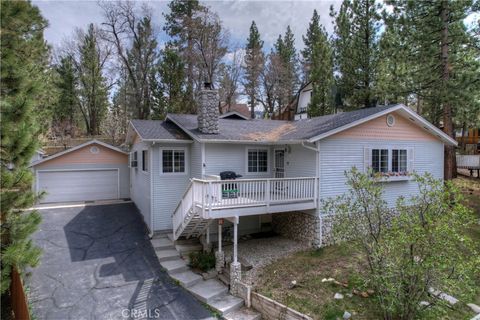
[{"left": 27, "top": 203, "right": 213, "bottom": 320}]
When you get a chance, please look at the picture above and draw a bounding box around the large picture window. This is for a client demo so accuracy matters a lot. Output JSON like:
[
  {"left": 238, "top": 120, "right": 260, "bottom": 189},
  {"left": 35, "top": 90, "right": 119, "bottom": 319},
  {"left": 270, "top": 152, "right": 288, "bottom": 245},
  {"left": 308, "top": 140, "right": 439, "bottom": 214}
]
[
  {"left": 162, "top": 149, "right": 185, "bottom": 173},
  {"left": 247, "top": 149, "right": 268, "bottom": 173}
]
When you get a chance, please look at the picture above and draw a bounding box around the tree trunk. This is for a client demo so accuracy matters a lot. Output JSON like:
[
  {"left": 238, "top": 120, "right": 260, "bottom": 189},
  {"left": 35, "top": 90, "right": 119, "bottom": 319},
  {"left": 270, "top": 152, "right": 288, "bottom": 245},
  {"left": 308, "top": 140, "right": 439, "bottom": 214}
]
[{"left": 441, "top": 0, "right": 456, "bottom": 180}]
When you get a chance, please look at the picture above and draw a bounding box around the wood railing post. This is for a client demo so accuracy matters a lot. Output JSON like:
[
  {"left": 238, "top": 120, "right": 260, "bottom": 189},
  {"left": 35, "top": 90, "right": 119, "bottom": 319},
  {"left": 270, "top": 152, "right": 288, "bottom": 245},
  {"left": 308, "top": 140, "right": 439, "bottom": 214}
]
[
  {"left": 265, "top": 179, "right": 270, "bottom": 209},
  {"left": 208, "top": 181, "right": 212, "bottom": 219}
]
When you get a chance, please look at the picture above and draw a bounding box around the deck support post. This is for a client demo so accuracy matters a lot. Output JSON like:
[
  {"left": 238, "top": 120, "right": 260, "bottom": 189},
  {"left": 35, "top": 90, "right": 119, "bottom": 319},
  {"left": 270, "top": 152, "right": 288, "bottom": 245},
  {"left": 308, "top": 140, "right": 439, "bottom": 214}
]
[
  {"left": 215, "top": 220, "right": 224, "bottom": 272},
  {"left": 230, "top": 216, "right": 241, "bottom": 295}
]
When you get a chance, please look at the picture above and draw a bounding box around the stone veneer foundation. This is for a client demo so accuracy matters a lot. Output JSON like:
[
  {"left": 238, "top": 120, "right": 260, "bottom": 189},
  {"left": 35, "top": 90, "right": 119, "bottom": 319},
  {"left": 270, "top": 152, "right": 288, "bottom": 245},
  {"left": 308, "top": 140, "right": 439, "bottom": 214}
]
[{"left": 272, "top": 211, "right": 321, "bottom": 248}]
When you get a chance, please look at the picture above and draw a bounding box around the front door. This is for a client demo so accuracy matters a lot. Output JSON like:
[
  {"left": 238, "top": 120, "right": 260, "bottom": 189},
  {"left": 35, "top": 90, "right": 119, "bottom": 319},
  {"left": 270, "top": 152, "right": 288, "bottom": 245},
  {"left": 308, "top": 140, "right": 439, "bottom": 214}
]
[{"left": 274, "top": 149, "right": 285, "bottom": 178}]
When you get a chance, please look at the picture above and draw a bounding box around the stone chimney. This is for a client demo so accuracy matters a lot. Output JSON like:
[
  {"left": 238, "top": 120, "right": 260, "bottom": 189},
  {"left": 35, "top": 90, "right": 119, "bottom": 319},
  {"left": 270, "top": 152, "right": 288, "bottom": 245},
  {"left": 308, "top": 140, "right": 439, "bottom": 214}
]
[{"left": 197, "top": 82, "right": 219, "bottom": 134}]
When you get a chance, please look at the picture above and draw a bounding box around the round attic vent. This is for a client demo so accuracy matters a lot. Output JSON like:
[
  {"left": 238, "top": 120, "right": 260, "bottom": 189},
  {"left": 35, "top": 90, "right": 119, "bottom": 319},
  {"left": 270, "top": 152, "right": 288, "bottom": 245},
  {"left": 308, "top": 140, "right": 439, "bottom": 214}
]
[
  {"left": 90, "top": 146, "right": 100, "bottom": 154},
  {"left": 386, "top": 114, "right": 395, "bottom": 127}
]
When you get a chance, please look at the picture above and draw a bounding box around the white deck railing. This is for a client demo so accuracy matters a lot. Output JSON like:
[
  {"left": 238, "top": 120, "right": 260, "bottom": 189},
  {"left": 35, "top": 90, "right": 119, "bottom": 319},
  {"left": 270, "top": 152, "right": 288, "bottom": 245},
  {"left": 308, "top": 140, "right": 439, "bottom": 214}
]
[
  {"left": 457, "top": 155, "right": 480, "bottom": 169},
  {"left": 172, "top": 177, "right": 317, "bottom": 238}
]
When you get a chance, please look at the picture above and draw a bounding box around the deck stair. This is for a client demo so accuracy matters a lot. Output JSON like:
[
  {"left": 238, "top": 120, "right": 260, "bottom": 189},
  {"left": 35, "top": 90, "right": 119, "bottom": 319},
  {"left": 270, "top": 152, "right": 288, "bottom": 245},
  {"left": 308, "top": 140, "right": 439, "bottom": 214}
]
[{"left": 151, "top": 234, "right": 261, "bottom": 318}]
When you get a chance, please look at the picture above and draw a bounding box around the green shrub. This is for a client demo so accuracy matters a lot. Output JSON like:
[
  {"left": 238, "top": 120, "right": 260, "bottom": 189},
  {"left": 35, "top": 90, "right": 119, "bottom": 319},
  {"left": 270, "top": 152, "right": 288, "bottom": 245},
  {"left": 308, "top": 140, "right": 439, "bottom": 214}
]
[{"left": 188, "top": 251, "right": 215, "bottom": 272}]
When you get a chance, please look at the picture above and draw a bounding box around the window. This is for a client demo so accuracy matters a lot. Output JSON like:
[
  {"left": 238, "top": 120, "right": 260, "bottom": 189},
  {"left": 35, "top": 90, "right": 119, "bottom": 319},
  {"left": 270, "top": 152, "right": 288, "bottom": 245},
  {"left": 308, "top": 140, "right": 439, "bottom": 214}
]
[
  {"left": 369, "top": 148, "right": 410, "bottom": 176},
  {"left": 392, "top": 149, "right": 407, "bottom": 173},
  {"left": 142, "top": 150, "right": 148, "bottom": 172},
  {"left": 371, "top": 149, "right": 388, "bottom": 173},
  {"left": 130, "top": 151, "right": 138, "bottom": 168},
  {"left": 247, "top": 149, "right": 268, "bottom": 173},
  {"left": 162, "top": 149, "right": 185, "bottom": 173}
]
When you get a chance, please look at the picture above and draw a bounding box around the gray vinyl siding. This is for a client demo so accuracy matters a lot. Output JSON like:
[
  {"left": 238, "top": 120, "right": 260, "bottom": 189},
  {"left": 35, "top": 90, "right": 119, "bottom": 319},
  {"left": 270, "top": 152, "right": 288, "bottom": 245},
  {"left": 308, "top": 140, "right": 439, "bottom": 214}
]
[
  {"left": 151, "top": 143, "right": 191, "bottom": 231},
  {"left": 284, "top": 144, "right": 317, "bottom": 178},
  {"left": 130, "top": 141, "right": 151, "bottom": 229},
  {"left": 204, "top": 144, "right": 274, "bottom": 178},
  {"left": 191, "top": 141, "right": 203, "bottom": 179},
  {"left": 318, "top": 138, "right": 444, "bottom": 208},
  {"left": 34, "top": 162, "right": 130, "bottom": 199}
]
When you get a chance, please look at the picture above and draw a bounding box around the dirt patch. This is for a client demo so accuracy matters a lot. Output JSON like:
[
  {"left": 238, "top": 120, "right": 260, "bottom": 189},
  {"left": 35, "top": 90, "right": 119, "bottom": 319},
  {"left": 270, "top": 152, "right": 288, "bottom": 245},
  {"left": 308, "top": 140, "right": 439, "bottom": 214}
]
[{"left": 242, "top": 123, "right": 296, "bottom": 142}]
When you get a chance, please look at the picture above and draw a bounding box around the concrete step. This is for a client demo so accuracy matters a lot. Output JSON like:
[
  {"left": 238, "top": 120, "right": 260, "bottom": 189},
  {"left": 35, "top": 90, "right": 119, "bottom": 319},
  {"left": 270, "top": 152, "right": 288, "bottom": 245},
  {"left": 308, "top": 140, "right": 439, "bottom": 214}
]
[
  {"left": 151, "top": 238, "right": 174, "bottom": 250},
  {"left": 167, "top": 233, "right": 202, "bottom": 245},
  {"left": 224, "top": 307, "right": 262, "bottom": 320},
  {"left": 218, "top": 273, "right": 230, "bottom": 286},
  {"left": 170, "top": 270, "right": 203, "bottom": 288},
  {"left": 188, "top": 279, "right": 228, "bottom": 303},
  {"left": 160, "top": 259, "right": 188, "bottom": 274},
  {"left": 175, "top": 243, "right": 203, "bottom": 256},
  {"left": 156, "top": 249, "right": 180, "bottom": 262},
  {"left": 208, "top": 293, "right": 244, "bottom": 315}
]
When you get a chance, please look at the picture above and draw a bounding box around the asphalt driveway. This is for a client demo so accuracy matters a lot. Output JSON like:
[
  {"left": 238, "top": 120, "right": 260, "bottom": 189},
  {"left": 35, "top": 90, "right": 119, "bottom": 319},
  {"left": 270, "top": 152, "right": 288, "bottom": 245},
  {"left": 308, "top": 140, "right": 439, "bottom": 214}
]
[{"left": 27, "top": 203, "right": 213, "bottom": 320}]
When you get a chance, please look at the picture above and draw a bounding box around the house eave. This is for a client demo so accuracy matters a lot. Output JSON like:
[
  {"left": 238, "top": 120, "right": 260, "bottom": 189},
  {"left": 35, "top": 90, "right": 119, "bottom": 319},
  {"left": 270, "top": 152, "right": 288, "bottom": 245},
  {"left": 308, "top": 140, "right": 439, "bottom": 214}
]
[{"left": 307, "top": 104, "right": 458, "bottom": 146}]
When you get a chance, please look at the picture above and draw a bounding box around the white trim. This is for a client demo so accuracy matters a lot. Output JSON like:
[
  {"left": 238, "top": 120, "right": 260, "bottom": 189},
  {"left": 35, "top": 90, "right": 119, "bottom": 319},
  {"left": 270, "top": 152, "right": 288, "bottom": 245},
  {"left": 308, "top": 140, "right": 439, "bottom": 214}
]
[
  {"left": 30, "top": 139, "right": 128, "bottom": 167},
  {"left": 245, "top": 146, "right": 270, "bottom": 175},
  {"left": 159, "top": 147, "right": 188, "bottom": 176},
  {"left": 307, "top": 104, "right": 458, "bottom": 146},
  {"left": 201, "top": 143, "right": 206, "bottom": 178},
  {"left": 36, "top": 168, "right": 121, "bottom": 201}
]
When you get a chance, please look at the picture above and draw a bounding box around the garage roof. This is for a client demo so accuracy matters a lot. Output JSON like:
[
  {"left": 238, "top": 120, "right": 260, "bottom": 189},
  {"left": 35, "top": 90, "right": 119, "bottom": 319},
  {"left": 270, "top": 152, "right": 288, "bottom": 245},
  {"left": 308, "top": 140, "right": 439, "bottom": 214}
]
[{"left": 30, "top": 140, "right": 128, "bottom": 167}]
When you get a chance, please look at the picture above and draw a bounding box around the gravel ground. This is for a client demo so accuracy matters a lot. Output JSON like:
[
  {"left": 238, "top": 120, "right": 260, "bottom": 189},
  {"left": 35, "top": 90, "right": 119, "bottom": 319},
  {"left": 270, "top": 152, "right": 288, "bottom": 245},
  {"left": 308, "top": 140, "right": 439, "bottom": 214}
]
[{"left": 223, "top": 236, "right": 309, "bottom": 285}]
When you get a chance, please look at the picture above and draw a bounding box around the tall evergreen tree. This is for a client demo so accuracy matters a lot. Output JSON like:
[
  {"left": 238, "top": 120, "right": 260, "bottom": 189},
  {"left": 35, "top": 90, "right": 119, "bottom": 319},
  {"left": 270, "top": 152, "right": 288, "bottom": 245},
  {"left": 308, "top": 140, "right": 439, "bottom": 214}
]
[
  {"left": 0, "top": 0, "right": 48, "bottom": 314},
  {"left": 301, "top": 9, "right": 321, "bottom": 81},
  {"left": 76, "top": 24, "right": 109, "bottom": 135},
  {"left": 52, "top": 55, "right": 78, "bottom": 137},
  {"left": 307, "top": 25, "right": 335, "bottom": 117},
  {"left": 384, "top": 0, "right": 478, "bottom": 179},
  {"left": 244, "top": 21, "right": 264, "bottom": 119},
  {"left": 157, "top": 45, "right": 186, "bottom": 116},
  {"left": 164, "top": 0, "right": 204, "bottom": 107},
  {"left": 275, "top": 25, "right": 299, "bottom": 109},
  {"left": 331, "top": 0, "right": 381, "bottom": 109}
]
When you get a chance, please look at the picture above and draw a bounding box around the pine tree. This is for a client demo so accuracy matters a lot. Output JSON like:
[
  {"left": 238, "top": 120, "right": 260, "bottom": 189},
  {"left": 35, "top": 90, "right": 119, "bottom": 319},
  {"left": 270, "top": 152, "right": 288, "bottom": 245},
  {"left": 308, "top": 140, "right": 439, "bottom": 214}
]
[
  {"left": 164, "top": 0, "right": 204, "bottom": 107},
  {"left": 52, "top": 55, "right": 79, "bottom": 137},
  {"left": 0, "top": 0, "right": 47, "bottom": 313},
  {"left": 76, "top": 24, "right": 109, "bottom": 136},
  {"left": 244, "top": 21, "right": 264, "bottom": 119},
  {"left": 126, "top": 16, "right": 159, "bottom": 119},
  {"left": 307, "top": 25, "right": 335, "bottom": 117},
  {"left": 384, "top": 0, "right": 478, "bottom": 179},
  {"left": 157, "top": 45, "right": 186, "bottom": 116},
  {"left": 275, "top": 25, "right": 299, "bottom": 109},
  {"left": 301, "top": 9, "right": 321, "bottom": 81},
  {"left": 331, "top": 0, "right": 381, "bottom": 109}
]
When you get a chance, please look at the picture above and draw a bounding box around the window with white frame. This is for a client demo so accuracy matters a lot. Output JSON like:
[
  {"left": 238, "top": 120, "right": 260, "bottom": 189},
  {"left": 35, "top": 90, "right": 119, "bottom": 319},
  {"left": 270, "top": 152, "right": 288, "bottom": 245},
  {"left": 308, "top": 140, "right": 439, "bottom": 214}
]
[
  {"left": 130, "top": 151, "right": 138, "bottom": 168},
  {"left": 142, "top": 150, "right": 148, "bottom": 172},
  {"left": 247, "top": 149, "right": 268, "bottom": 173},
  {"left": 162, "top": 149, "right": 185, "bottom": 173},
  {"left": 369, "top": 148, "right": 411, "bottom": 175},
  {"left": 371, "top": 149, "right": 388, "bottom": 173}
]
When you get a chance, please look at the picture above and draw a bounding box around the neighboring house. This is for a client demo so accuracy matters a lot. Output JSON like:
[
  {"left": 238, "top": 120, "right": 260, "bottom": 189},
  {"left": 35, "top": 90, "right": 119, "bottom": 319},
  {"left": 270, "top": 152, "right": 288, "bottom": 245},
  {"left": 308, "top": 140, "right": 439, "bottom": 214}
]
[
  {"left": 220, "top": 103, "right": 251, "bottom": 119},
  {"left": 30, "top": 140, "right": 130, "bottom": 203},
  {"left": 125, "top": 85, "right": 456, "bottom": 264},
  {"left": 272, "top": 82, "right": 312, "bottom": 121}
]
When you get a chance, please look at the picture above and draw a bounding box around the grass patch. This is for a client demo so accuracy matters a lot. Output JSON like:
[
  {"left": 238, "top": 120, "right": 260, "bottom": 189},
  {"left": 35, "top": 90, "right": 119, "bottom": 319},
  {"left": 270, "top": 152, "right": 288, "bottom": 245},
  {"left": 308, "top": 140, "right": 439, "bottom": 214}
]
[{"left": 255, "top": 176, "right": 480, "bottom": 320}]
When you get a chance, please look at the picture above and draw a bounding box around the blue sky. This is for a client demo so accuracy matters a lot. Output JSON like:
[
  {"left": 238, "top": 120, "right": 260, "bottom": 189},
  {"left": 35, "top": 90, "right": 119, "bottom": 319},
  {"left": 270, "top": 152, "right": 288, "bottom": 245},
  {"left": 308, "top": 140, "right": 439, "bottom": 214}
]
[{"left": 33, "top": 0, "right": 340, "bottom": 51}]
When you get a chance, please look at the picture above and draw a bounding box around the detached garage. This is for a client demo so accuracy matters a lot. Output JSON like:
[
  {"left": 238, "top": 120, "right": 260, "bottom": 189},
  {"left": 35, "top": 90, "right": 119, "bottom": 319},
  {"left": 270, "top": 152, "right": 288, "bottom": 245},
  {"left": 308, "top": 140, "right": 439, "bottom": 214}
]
[{"left": 31, "top": 140, "right": 130, "bottom": 204}]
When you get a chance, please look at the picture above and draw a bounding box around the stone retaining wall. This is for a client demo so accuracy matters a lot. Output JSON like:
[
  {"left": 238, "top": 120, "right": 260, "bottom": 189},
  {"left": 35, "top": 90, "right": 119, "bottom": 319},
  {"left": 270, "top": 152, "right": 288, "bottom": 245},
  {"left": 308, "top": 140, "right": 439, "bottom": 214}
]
[
  {"left": 320, "top": 214, "right": 335, "bottom": 246},
  {"left": 272, "top": 211, "right": 321, "bottom": 248},
  {"left": 251, "top": 292, "right": 313, "bottom": 320}
]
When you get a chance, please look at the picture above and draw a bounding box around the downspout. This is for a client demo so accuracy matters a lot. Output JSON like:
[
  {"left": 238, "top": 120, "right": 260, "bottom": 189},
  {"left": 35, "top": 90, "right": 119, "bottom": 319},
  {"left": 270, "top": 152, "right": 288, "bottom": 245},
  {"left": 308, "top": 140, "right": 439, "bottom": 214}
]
[{"left": 148, "top": 141, "right": 155, "bottom": 239}]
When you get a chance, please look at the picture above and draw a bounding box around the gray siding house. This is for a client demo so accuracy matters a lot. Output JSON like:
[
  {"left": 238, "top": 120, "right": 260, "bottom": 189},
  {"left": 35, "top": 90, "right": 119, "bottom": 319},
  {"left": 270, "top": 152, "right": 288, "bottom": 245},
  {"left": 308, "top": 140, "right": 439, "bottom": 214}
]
[{"left": 125, "top": 86, "right": 457, "bottom": 269}]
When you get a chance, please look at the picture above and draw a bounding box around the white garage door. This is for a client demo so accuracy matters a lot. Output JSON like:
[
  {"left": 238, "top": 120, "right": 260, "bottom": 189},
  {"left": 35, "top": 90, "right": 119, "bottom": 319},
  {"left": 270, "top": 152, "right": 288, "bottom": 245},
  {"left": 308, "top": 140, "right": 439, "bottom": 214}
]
[{"left": 37, "top": 169, "right": 119, "bottom": 203}]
